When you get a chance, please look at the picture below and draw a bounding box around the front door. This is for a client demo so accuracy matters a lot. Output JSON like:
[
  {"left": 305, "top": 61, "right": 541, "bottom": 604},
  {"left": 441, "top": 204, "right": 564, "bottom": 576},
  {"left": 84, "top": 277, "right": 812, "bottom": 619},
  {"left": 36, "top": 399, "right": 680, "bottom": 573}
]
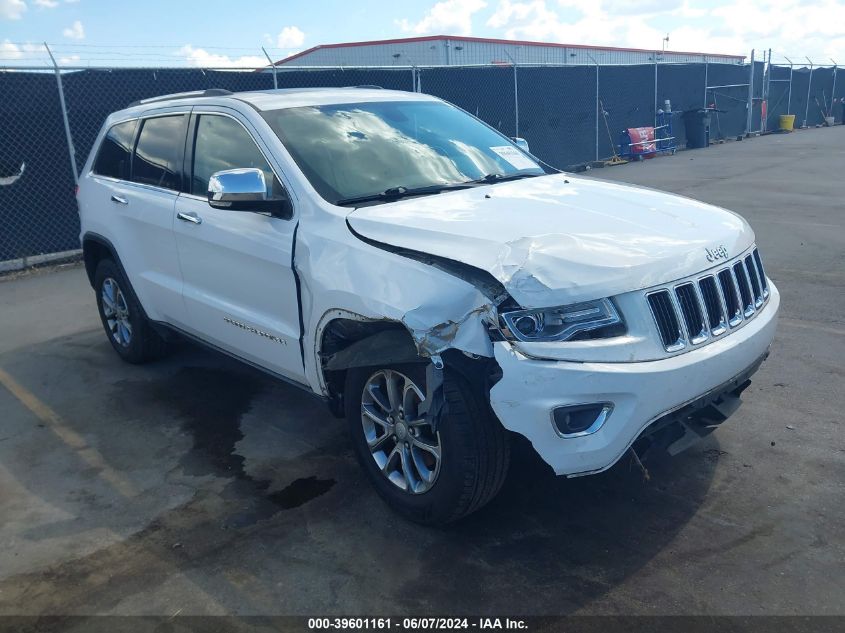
[{"left": 173, "top": 112, "right": 304, "bottom": 383}]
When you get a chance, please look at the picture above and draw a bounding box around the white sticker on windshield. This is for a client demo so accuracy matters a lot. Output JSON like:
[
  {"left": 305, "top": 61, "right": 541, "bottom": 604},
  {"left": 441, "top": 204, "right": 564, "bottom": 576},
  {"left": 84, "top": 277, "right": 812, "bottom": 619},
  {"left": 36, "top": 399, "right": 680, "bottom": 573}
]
[{"left": 490, "top": 145, "right": 539, "bottom": 171}]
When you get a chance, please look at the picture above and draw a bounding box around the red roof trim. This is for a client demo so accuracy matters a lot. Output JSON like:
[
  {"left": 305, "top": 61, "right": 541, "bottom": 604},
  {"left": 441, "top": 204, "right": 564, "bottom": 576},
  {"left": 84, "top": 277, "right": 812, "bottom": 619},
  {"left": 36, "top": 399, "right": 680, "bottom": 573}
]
[{"left": 274, "top": 34, "right": 744, "bottom": 65}]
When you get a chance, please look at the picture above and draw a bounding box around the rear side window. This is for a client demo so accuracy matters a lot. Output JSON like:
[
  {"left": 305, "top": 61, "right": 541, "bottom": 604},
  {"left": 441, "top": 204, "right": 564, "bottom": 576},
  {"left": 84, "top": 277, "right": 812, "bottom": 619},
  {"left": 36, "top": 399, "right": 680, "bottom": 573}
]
[
  {"left": 131, "top": 115, "right": 186, "bottom": 190},
  {"left": 190, "top": 114, "right": 281, "bottom": 197},
  {"left": 93, "top": 120, "right": 137, "bottom": 180}
]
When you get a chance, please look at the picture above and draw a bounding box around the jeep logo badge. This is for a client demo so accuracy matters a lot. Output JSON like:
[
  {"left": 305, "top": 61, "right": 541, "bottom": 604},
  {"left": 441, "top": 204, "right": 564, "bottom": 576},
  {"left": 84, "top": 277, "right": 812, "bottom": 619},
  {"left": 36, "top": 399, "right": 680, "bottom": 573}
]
[{"left": 705, "top": 245, "right": 729, "bottom": 262}]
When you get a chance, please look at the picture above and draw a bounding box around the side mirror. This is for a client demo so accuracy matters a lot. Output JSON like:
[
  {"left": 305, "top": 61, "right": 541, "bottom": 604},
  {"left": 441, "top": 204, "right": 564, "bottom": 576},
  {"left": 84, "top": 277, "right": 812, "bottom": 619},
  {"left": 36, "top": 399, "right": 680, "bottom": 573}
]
[
  {"left": 511, "top": 137, "right": 530, "bottom": 153},
  {"left": 208, "top": 168, "right": 292, "bottom": 219}
]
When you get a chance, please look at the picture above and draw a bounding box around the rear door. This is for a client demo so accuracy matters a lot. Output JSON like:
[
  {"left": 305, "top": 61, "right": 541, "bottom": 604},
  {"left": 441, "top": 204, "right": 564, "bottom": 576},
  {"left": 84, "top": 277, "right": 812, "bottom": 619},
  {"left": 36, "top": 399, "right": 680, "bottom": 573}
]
[
  {"left": 87, "top": 111, "right": 189, "bottom": 326},
  {"left": 173, "top": 110, "right": 305, "bottom": 383}
]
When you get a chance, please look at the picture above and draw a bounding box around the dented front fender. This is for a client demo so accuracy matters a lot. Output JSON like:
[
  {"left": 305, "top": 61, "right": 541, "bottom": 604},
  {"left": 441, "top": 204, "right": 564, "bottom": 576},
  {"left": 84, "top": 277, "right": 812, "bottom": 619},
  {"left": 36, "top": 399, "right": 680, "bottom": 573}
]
[{"left": 295, "top": 213, "right": 499, "bottom": 395}]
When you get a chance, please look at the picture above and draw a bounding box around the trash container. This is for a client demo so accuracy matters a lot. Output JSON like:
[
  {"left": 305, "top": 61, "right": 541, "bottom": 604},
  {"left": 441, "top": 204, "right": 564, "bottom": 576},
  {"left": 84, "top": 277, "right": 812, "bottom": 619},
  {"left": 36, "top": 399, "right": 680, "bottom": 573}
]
[{"left": 683, "top": 109, "right": 711, "bottom": 148}]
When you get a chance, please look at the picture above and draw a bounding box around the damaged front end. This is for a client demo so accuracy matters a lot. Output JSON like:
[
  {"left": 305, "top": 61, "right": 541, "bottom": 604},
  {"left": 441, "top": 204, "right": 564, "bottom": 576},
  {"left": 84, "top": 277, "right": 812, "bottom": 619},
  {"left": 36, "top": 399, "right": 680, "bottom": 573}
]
[
  {"left": 308, "top": 237, "right": 510, "bottom": 429},
  {"left": 629, "top": 350, "right": 766, "bottom": 464}
]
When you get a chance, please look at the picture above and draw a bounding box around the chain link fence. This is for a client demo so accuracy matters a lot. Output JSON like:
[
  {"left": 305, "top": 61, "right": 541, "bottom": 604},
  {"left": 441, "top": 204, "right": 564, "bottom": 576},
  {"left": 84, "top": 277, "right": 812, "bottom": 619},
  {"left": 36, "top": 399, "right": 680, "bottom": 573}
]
[{"left": 1, "top": 52, "right": 842, "bottom": 269}]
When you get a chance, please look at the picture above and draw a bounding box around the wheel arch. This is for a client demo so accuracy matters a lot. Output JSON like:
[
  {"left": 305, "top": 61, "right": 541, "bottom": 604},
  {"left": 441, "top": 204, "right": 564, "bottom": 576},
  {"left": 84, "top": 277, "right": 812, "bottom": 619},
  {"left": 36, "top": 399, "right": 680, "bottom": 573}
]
[
  {"left": 316, "top": 312, "right": 422, "bottom": 417},
  {"left": 315, "top": 310, "right": 503, "bottom": 420},
  {"left": 82, "top": 232, "right": 122, "bottom": 287},
  {"left": 82, "top": 232, "right": 154, "bottom": 324}
]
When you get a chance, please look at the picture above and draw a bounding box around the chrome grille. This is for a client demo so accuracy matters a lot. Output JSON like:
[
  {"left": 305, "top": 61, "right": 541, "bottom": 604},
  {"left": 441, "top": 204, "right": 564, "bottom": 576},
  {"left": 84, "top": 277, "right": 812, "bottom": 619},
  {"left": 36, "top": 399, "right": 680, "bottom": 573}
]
[
  {"left": 698, "top": 275, "right": 727, "bottom": 335},
  {"left": 675, "top": 283, "right": 708, "bottom": 344},
  {"left": 646, "top": 247, "right": 770, "bottom": 352},
  {"left": 733, "top": 261, "right": 754, "bottom": 316},
  {"left": 646, "top": 291, "right": 684, "bottom": 351},
  {"left": 718, "top": 269, "right": 742, "bottom": 326},
  {"left": 753, "top": 249, "right": 769, "bottom": 296}
]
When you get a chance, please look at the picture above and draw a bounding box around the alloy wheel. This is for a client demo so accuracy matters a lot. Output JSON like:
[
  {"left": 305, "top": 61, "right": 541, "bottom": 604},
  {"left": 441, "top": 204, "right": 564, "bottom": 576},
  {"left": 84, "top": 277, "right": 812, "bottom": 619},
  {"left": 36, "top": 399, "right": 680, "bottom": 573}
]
[
  {"left": 360, "top": 369, "right": 442, "bottom": 494},
  {"left": 101, "top": 277, "right": 132, "bottom": 347}
]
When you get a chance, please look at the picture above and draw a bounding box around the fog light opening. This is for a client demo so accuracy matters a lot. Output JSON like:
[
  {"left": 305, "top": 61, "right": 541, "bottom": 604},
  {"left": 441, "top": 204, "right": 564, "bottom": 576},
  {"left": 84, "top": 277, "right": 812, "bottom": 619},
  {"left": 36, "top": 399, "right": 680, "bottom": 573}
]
[{"left": 552, "top": 403, "right": 613, "bottom": 438}]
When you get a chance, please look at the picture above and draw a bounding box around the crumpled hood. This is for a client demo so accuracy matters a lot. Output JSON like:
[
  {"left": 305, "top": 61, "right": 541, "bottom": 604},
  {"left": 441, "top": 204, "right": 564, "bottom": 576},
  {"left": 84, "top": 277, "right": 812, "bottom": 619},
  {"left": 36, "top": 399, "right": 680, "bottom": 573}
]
[{"left": 347, "top": 173, "right": 755, "bottom": 308}]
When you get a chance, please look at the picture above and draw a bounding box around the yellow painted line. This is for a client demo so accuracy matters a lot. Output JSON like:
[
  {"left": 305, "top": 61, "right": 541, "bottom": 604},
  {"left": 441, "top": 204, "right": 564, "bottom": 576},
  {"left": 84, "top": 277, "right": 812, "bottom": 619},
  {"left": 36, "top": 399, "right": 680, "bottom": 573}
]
[
  {"left": 780, "top": 318, "right": 845, "bottom": 337},
  {"left": 222, "top": 567, "right": 288, "bottom": 612},
  {"left": 0, "top": 366, "right": 138, "bottom": 498}
]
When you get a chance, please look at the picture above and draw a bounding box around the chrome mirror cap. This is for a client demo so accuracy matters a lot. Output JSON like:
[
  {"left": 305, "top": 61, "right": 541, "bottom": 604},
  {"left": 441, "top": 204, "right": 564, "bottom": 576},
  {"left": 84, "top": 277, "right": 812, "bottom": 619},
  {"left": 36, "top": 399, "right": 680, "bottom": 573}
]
[{"left": 208, "top": 168, "right": 267, "bottom": 208}]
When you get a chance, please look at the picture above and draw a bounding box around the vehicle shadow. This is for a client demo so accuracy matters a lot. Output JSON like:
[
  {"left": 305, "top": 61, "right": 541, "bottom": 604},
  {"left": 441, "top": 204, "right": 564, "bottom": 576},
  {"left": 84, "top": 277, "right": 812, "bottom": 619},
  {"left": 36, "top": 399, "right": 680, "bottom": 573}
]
[
  {"left": 400, "top": 437, "right": 717, "bottom": 613},
  {"left": 0, "top": 332, "right": 719, "bottom": 617}
]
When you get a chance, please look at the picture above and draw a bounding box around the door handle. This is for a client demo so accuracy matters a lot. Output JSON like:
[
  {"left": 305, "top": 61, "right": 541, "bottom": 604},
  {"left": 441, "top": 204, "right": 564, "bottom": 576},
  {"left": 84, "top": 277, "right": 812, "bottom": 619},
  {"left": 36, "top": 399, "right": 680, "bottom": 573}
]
[
  {"left": 177, "top": 211, "right": 202, "bottom": 225},
  {"left": 111, "top": 195, "right": 128, "bottom": 205}
]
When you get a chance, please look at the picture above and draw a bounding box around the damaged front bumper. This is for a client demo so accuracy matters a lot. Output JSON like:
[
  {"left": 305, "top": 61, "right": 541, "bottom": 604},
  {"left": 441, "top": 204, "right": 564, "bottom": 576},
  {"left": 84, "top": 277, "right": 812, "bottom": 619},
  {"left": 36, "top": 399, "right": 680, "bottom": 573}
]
[{"left": 489, "top": 283, "right": 780, "bottom": 476}]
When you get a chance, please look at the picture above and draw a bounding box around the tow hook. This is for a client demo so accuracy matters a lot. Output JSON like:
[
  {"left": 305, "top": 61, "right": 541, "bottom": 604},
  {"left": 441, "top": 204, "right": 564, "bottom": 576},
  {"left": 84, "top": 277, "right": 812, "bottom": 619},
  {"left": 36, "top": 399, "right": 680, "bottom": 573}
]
[{"left": 628, "top": 446, "right": 651, "bottom": 482}]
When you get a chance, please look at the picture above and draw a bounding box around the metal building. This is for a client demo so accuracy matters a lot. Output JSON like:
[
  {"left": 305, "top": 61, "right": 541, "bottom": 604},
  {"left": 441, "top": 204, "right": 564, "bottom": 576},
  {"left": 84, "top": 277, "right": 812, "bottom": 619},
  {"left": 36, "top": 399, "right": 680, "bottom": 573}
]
[{"left": 273, "top": 35, "right": 745, "bottom": 67}]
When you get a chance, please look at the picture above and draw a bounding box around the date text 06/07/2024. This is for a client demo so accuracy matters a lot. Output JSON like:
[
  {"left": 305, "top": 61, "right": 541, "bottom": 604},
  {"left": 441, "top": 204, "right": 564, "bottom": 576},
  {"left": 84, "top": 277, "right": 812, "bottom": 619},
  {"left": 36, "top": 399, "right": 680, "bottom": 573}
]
[{"left": 307, "top": 617, "right": 528, "bottom": 630}]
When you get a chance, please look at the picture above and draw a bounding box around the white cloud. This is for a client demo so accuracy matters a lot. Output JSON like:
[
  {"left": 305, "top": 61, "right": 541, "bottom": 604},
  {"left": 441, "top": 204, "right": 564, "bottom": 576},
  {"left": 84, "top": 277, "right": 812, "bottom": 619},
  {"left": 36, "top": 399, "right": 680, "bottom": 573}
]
[
  {"left": 0, "top": 40, "right": 49, "bottom": 62},
  {"left": 398, "top": 0, "right": 487, "bottom": 36},
  {"left": 276, "top": 25, "right": 305, "bottom": 48},
  {"left": 58, "top": 53, "right": 79, "bottom": 63},
  {"left": 1, "top": 39, "right": 23, "bottom": 58},
  {"left": 62, "top": 19, "right": 84, "bottom": 39},
  {"left": 484, "top": 0, "right": 845, "bottom": 61},
  {"left": 178, "top": 45, "right": 267, "bottom": 69},
  {"left": 35, "top": 0, "right": 59, "bottom": 8},
  {"left": 0, "top": 0, "right": 27, "bottom": 19},
  {"left": 486, "top": 0, "right": 663, "bottom": 53}
]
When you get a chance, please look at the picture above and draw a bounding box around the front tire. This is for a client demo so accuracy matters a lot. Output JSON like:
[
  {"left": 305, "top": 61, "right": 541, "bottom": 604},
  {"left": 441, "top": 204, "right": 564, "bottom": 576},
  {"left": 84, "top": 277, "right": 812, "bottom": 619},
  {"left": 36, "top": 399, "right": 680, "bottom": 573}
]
[
  {"left": 94, "top": 258, "right": 167, "bottom": 364},
  {"left": 345, "top": 362, "right": 509, "bottom": 525}
]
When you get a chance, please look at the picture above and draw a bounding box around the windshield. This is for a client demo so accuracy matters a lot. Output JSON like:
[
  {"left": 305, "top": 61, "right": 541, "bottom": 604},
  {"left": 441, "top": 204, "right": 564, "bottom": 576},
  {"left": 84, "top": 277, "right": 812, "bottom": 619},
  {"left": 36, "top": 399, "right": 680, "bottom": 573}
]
[{"left": 261, "top": 100, "right": 548, "bottom": 205}]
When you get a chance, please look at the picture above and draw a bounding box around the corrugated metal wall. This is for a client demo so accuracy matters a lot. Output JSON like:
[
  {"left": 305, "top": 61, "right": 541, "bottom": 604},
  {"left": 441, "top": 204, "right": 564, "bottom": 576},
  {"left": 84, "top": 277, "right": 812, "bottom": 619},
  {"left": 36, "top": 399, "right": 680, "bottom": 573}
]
[{"left": 281, "top": 38, "right": 743, "bottom": 67}]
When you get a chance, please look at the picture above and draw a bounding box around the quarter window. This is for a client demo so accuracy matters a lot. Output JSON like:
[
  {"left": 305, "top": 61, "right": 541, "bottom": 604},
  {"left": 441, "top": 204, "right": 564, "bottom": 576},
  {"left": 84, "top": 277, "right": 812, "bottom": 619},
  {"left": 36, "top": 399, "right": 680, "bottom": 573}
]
[
  {"left": 131, "top": 115, "right": 186, "bottom": 190},
  {"left": 93, "top": 119, "right": 137, "bottom": 180},
  {"left": 191, "top": 115, "right": 281, "bottom": 198}
]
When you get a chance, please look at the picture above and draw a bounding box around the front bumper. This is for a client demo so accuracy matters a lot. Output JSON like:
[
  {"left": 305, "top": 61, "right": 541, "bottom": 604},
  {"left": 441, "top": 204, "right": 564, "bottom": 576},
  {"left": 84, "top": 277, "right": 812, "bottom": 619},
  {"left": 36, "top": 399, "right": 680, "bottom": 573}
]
[{"left": 489, "top": 282, "right": 780, "bottom": 476}]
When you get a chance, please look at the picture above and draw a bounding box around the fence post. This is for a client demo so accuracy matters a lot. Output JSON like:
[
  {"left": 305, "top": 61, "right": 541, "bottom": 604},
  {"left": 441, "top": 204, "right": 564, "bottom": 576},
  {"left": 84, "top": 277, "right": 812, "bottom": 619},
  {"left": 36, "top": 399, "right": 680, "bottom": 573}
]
[
  {"left": 45, "top": 43, "right": 78, "bottom": 185},
  {"left": 763, "top": 48, "right": 771, "bottom": 132},
  {"left": 703, "top": 56, "right": 709, "bottom": 108},
  {"left": 504, "top": 50, "right": 519, "bottom": 137},
  {"left": 804, "top": 58, "right": 813, "bottom": 127},
  {"left": 261, "top": 47, "right": 278, "bottom": 89},
  {"left": 831, "top": 60, "right": 838, "bottom": 120},
  {"left": 654, "top": 54, "right": 659, "bottom": 128},
  {"left": 513, "top": 63, "right": 519, "bottom": 137},
  {"left": 586, "top": 52, "right": 599, "bottom": 162},
  {"left": 785, "top": 56, "right": 793, "bottom": 114},
  {"left": 595, "top": 62, "right": 599, "bottom": 161},
  {"left": 745, "top": 49, "right": 755, "bottom": 136}
]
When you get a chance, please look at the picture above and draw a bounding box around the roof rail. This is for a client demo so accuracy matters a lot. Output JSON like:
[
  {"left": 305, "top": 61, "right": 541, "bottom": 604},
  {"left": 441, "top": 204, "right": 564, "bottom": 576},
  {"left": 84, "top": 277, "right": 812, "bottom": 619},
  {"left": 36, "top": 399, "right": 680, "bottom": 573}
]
[{"left": 128, "top": 88, "right": 234, "bottom": 108}]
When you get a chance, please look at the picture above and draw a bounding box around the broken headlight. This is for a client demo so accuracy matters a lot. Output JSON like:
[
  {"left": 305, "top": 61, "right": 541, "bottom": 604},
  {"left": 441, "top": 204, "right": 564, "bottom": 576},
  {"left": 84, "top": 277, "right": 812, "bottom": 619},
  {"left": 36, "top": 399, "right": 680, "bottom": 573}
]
[{"left": 499, "top": 298, "right": 624, "bottom": 342}]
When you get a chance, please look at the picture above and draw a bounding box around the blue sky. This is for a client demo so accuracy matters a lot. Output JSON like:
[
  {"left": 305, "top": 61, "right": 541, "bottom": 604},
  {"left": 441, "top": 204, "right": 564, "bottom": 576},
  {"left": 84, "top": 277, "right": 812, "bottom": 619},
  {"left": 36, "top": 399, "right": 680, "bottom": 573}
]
[{"left": 2, "top": 0, "right": 843, "bottom": 67}]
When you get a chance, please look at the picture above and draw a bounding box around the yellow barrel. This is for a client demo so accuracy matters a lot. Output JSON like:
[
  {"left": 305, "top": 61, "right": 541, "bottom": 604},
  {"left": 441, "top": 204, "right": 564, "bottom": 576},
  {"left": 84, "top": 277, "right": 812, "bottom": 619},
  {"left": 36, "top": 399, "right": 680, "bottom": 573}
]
[{"left": 779, "top": 114, "right": 796, "bottom": 131}]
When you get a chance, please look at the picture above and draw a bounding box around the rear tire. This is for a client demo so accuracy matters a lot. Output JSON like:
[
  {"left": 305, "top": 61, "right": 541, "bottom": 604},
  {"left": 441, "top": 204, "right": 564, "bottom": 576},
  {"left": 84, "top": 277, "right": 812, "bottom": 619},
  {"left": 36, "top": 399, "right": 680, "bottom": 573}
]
[
  {"left": 94, "top": 258, "right": 168, "bottom": 364},
  {"left": 345, "top": 362, "right": 509, "bottom": 525}
]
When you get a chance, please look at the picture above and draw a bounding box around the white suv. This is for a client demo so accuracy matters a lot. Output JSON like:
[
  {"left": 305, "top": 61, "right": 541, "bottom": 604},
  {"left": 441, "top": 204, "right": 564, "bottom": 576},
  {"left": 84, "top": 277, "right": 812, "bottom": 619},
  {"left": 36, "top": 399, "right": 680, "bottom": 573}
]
[{"left": 78, "top": 88, "right": 779, "bottom": 524}]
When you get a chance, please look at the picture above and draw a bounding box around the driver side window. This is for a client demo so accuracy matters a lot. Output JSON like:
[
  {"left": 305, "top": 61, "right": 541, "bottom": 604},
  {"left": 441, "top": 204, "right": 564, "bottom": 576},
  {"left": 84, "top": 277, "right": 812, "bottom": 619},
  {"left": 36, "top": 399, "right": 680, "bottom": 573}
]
[{"left": 190, "top": 114, "right": 282, "bottom": 198}]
